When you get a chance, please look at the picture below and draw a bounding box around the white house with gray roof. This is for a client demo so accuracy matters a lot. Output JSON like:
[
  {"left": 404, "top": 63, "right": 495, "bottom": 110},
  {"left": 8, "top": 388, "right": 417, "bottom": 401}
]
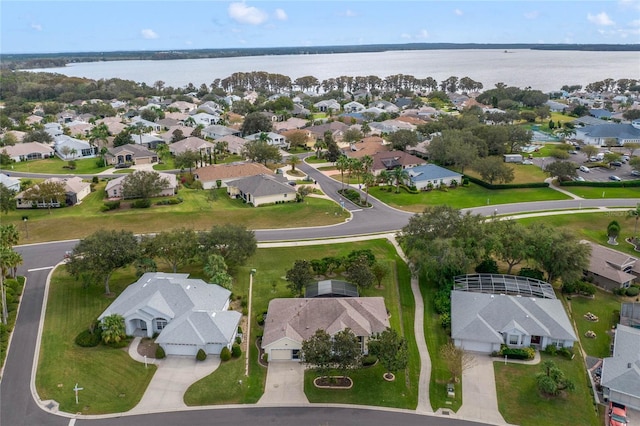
[
  {"left": 406, "top": 164, "right": 462, "bottom": 190},
  {"left": 601, "top": 324, "right": 640, "bottom": 410},
  {"left": 98, "top": 273, "right": 241, "bottom": 356},
  {"left": 262, "top": 297, "right": 389, "bottom": 361},
  {"left": 574, "top": 122, "right": 640, "bottom": 146},
  {"left": 226, "top": 174, "right": 296, "bottom": 207},
  {"left": 451, "top": 290, "right": 577, "bottom": 353}
]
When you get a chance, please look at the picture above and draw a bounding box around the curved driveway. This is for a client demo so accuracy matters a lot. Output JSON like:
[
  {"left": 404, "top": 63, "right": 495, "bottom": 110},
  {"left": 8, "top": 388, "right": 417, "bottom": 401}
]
[{"left": 2, "top": 161, "right": 638, "bottom": 426}]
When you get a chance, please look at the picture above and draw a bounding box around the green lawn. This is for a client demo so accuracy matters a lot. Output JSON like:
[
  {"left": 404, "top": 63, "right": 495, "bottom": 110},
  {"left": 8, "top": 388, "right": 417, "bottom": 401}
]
[
  {"left": 3, "top": 185, "right": 347, "bottom": 244},
  {"left": 306, "top": 156, "right": 330, "bottom": 164},
  {"left": 5, "top": 157, "right": 110, "bottom": 174},
  {"left": 369, "top": 183, "right": 569, "bottom": 212},
  {"left": 494, "top": 354, "right": 599, "bottom": 426},
  {"left": 36, "top": 268, "right": 156, "bottom": 414},
  {"left": 560, "top": 186, "right": 640, "bottom": 199},
  {"left": 184, "top": 239, "right": 419, "bottom": 408},
  {"left": 463, "top": 163, "right": 549, "bottom": 184},
  {"left": 566, "top": 289, "right": 626, "bottom": 358},
  {"left": 420, "top": 275, "right": 462, "bottom": 412}
]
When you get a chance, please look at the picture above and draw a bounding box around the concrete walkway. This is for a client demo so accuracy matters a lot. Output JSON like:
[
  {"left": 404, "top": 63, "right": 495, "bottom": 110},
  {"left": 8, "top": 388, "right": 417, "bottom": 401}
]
[
  {"left": 127, "top": 337, "right": 221, "bottom": 414},
  {"left": 544, "top": 177, "right": 583, "bottom": 200},
  {"left": 258, "top": 361, "right": 308, "bottom": 405}
]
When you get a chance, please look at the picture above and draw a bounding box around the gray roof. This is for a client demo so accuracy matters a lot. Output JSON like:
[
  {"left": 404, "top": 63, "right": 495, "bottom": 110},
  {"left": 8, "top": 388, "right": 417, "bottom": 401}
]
[
  {"left": 601, "top": 325, "right": 640, "bottom": 399},
  {"left": 305, "top": 280, "right": 359, "bottom": 298},
  {"left": 108, "top": 143, "right": 156, "bottom": 158},
  {"left": 578, "top": 123, "right": 640, "bottom": 139},
  {"left": 99, "top": 273, "right": 240, "bottom": 345},
  {"left": 227, "top": 174, "right": 296, "bottom": 197},
  {"left": 262, "top": 297, "right": 389, "bottom": 347},
  {"left": 451, "top": 291, "right": 577, "bottom": 344},
  {"left": 407, "top": 164, "right": 462, "bottom": 183}
]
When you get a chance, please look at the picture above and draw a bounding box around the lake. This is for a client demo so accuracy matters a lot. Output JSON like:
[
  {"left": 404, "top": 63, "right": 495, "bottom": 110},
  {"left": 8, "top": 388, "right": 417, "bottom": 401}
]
[{"left": 31, "top": 49, "right": 640, "bottom": 93}]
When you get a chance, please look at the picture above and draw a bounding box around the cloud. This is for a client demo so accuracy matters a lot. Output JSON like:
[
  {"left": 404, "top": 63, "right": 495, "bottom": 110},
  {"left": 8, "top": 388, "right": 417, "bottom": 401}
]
[
  {"left": 587, "top": 12, "right": 615, "bottom": 26},
  {"left": 274, "top": 8, "right": 287, "bottom": 21},
  {"left": 524, "top": 11, "right": 539, "bottom": 19},
  {"left": 228, "top": 2, "right": 268, "bottom": 25},
  {"left": 629, "top": 19, "right": 640, "bottom": 27},
  {"left": 400, "top": 29, "right": 429, "bottom": 40},
  {"left": 344, "top": 9, "right": 357, "bottom": 17},
  {"left": 31, "top": 23, "right": 42, "bottom": 31},
  {"left": 619, "top": 0, "right": 640, "bottom": 11},
  {"left": 141, "top": 29, "right": 159, "bottom": 39},
  {"left": 453, "top": 9, "right": 463, "bottom": 16}
]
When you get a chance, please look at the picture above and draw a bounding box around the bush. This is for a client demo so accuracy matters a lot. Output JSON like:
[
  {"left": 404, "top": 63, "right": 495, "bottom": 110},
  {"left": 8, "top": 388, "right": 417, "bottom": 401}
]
[
  {"left": 558, "top": 346, "right": 574, "bottom": 359},
  {"left": 220, "top": 346, "right": 231, "bottom": 361},
  {"left": 74, "top": 329, "right": 101, "bottom": 347},
  {"left": 518, "top": 268, "right": 545, "bottom": 281},
  {"left": 433, "top": 288, "right": 451, "bottom": 315},
  {"left": 361, "top": 354, "right": 377, "bottom": 366},
  {"left": 92, "top": 176, "right": 99, "bottom": 184},
  {"left": 440, "top": 312, "right": 451, "bottom": 330},
  {"left": 262, "top": 353, "right": 269, "bottom": 363},
  {"left": 626, "top": 286, "right": 640, "bottom": 297},
  {"left": 101, "top": 200, "right": 121, "bottom": 211},
  {"left": 499, "top": 345, "right": 535, "bottom": 360},
  {"left": 132, "top": 199, "right": 152, "bottom": 209},
  {"left": 544, "top": 344, "right": 558, "bottom": 356},
  {"left": 196, "top": 348, "right": 207, "bottom": 361},
  {"left": 231, "top": 343, "right": 242, "bottom": 358},
  {"left": 256, "top": 313, "right": 265, "bottom": 326},
  {"left": 475, "top": 259, "right": 499, "bottom": 274},
  {"left": 155, "top": 345, "right": 166, "bottom": 359}
]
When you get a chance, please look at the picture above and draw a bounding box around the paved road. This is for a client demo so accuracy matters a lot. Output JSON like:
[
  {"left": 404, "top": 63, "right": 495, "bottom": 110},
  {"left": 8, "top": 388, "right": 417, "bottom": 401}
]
[{"left": 2, "top": 163, "right": 638, "bottom": 426}]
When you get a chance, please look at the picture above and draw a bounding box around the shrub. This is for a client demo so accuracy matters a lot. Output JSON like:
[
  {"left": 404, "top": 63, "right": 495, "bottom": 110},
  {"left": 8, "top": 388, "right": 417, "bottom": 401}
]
[
  {"left": 558, "top": 346, "right": 574, "bottom": 359},
  {"left": 220, "top": 346, "right": 231, "bottom": 361},
  {"left": 92, "top": 176, "right": 99, "bottom": 184},
  {"left": 256, "top": 313, "right": 265, "bottom": 326},
  {"left": 433, "top": 288, "right": 451, "bottom": 315},
  {"left": 262, "top": 353, "right": 269, "bottom": 363},
  {"left": 101, "top": 200, "right": 121, "bottom": 211},
  {"left": 440, "top": 312, "right": 451, "bottom": 330},
  {"left": 475, "top": 259, "right": 499, "bottom": 274},
  {"left": 361, "top": 354, "right": 377, "bottom": 367},
  {"left": 74, "top": 329, "right": 101, "bottom": 347},
  {"left": 155, "top": 345, "right": 166, "bottom": 359},
  {"left": 544, "top": 344, "right": 558, "bottom": 356},
  {"left": 235, "top": 336, "right": 242, "bottom": 345},
  {"left": 196, "top": 348, "right": 207, "bottom": 361},
  {"left": 518, "top": 268, "right": 545, "bottom": 281},
  {"left": 561, "top": 281, "right": 577, "bottom": 294},
  {"left": 500, "top": 345, "right": 535, "bottom": 360},
  {"left": 231, "top": 343, "right": 242, "bottom": 358},
  {"left": 132, "top": 199, "right": 152, "bottom": 208},
  {"left": 626, "top": 286, "right": 640, "bottom": 297}
]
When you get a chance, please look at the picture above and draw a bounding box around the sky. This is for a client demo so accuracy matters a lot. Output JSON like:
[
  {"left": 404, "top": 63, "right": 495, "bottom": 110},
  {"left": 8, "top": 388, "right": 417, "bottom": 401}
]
[{"left": 2, "top": 1, "right": 639, "bottom": 54}]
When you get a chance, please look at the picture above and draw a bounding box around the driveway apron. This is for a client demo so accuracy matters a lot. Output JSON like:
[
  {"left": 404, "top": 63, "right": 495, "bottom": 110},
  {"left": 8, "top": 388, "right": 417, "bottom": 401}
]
[{"left": 258, "top": 361, "right": 308, "bottom": 405}]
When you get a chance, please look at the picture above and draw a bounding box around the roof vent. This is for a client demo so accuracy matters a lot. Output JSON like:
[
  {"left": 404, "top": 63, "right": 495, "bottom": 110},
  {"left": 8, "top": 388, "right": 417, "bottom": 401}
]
[{"left": 629, "top": 363, "right": 633, "bottom": 369}]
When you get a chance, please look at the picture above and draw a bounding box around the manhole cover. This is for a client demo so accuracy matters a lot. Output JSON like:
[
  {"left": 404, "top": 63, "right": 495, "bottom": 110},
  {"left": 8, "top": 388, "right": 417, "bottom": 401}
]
[
  {"left": 442, "top": 410, "right": 450, "bottom": 415},
  {"left": 45, "top": 402, "right": 56, "bottom": 410}
]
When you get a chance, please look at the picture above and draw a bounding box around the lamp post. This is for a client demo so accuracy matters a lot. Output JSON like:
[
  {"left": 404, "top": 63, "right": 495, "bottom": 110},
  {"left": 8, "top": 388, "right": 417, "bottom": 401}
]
[{"left": 22, "top": 216, "right": 28, "bottom": 240}]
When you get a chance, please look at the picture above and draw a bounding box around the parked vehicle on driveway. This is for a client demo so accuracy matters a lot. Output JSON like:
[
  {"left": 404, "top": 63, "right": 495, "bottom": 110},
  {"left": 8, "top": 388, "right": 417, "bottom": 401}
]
[
  {"left": 608, "top": 401, "right": 627, "bottom": 426},
  {"left": 579, "top": 166, "right": 590, "bottom": 173}
]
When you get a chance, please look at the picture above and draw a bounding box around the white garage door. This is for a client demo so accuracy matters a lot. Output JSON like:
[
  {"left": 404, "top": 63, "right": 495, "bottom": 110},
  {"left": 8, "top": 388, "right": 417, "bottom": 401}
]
[
  {"left": 206, "top": 343, "right": 224, "bottom": 355},
  {"left": 459, "top": 340, "right": 493, "bottom": 353},
  {"left": 270, "top": 349, "right": 292, "bottom": 360},
  {"left": 163, "top": 344, "right": 197, "bottom": 356}
]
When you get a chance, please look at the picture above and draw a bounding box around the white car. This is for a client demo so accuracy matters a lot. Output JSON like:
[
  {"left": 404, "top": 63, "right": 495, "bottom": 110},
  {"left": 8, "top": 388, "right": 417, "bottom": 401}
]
[
  {"left": 575, "top": 176, "right": 585, "bottom": 182},
  {"left": 579, "top": 166, "right": 590, "bottom": 173},
  {"left": 522, "top": 160, "right": 533, "bottom": 165}
]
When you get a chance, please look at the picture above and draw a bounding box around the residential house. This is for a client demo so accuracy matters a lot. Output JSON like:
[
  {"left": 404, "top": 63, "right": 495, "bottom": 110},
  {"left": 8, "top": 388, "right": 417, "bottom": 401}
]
[
  {"left": 601, "top": 324, "right": 640, "bottom": 410},
  {"left": 98, "top": 273, "right": 241, "bottom": 356},
  {"left": 620, "top": 302, "right": 640, "bottom": 328},
  {"left": 371, "top": 150, "right": 426, "bottom": 175},
  {"left": 273, "top": 118, "right": 309, "bottom": 132},
  {"left": 343, "top": 101, "right": 366, "bottom": 113},
  {"left": 106, "top": 144, "right": 158, "bottom": 166},
  {"left": 167, "top": 101, "right": 197, "bottom": 113},
  {"left": 589, "top": 108, "right": 613, "bottom": 120},
  {"left": 451, "top": 289, "right": 577, "bottom": 353},
  {"left": 370, "top": 100, "right": 399, "bottom": 113},
  {"left": 244, "top": 132, "right": 289, "bottom": 149},
  {"left": 169, "top": 136, "right": 216, "bottom": 156},
  {"left": 189, "top": 112, "right": 220, "bottom": 127},
  {"left": 344, "top": 136, "right": 389, "bottom": 159},
  {"left": 2, "top": 142, "right": 54, "bottom": 162},
  {"left": 292, "top": 103, "right": 311, "bottom": 117},
  {"left": 105, "top": 171, "right": 177, "bottom": 200},
  {"left": 261, "top": 297, "right": 390, "bottom": 361},
  {"left": 130, "top": 117, "right": 162, "bottom": 133},
  {"left": 406, "top": 164, "right": 462, "bottom": 190},
  {"left": 305, "top": 121, "right": 349, "bottom": 142},
  {"left": 54, "top": 136, "right": 96, "bottom": 159},
  {"left": 0, "top": 173, "right": 21, "bottom": 192},
  {"left": 214, "top": 134, "right": 247, "bottom": 155},
  {"left": 582, "top": 241, "right": 638, "bottom": 291},
  {"left": 159, "top": 125, "right": 194, "bottom": 143},
  {"left": 369, "top": 120, "right": 416, "bottom": 135},
  {"left": 97, "top": 117, "right": 127, "bottom": 136},
  {"left": 544, "top": 100, "right": 568, "bottom": 113},
  {"left": 25, "top": 115, "right": 43, "bottom": 126},
  {"left": 65, "top": 120, "right": 94, "bottom": 137},
  {"left": 194, "top": 162, "right": 273, "bottom": 189},
  {"left": 202, "top": 125, "right": 242, "bottom": 140},
  {"left": 574, "top": 122, "right": 640, "bottom": 146},
  {"left": 314, "top": 99, "right": 341, "bottom": 113},
  {"left": 226, "top": 174, "right": 296, "bottom": 207},
  {"left": 16, "top": 176, "right": 91, "bottom": 208}
]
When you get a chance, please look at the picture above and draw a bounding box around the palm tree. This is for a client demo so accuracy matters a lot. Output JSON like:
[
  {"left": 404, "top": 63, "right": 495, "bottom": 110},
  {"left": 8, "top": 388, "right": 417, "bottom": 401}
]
[
  {"left": 287, "top": 155, "right": 301, "bottom": 172},
  {"left": 378, "top": 170, "right": 391, "bottom": 191},
  {"left": 607, "top": 220, "right": 621, "bottom": 245},
  {"left": 314, "top": 138, "right": 327, "bottom": 159},
  {"left": 391, "top": 167, "right": 409, "bottom": 193},
  {"left": 155, "top": 143, "right": 170, "bottom": 164},
  {"left": 213, "top": 141, "right": 228, "bottom": 164},
  {"left": 361, "top": 122, "right": 371, "bottom": 137},
  {"left": 0, "top": 246, "right": 22, "bottom": 325},
  {"left": 336, "top": 155, "right": 349, "bottom": 190},
  {"left": 628, "top": 203, "right": 640, "bottom": 236},
  {"left": 362, "top": 172, "right": 375, "bottom": 206},
  {"left": 89, "top": 123, "right": 110, "bottom": 154}
]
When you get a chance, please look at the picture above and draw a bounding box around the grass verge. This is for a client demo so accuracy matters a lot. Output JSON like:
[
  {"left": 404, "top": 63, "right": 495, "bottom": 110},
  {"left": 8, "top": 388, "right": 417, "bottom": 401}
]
[
  {"left": 0, "top": 276, "right": 25, "bottom": 372},
  {"left": 36, "top": 268, "right": 156, "bottom": 414},
  {"left": 494, "top": 354, "right": 599, "bottom": 426},
  {"left": 558, "top": 186, "right": 640, "bottom": 199},
  {"left": 6, "top": 157, "right": 110, "bottom": 174}
]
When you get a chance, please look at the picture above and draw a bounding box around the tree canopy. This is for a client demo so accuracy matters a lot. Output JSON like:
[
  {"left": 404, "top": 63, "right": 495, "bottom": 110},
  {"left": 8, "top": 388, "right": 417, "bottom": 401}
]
[
  {"left": 198, "top": 224, "right": 256, "bottom": 272},
  {"left": 242, "top": 139, "right": 282, "bottom": 166},
  {"left": 285, "top": 259, "right": 314, "bottom": 296},
  {"left": 121, "top": 171, "right": 170, "bottom": 200},
  {"left": 368, "top": 328, "right": 408, "bottom": 376}
]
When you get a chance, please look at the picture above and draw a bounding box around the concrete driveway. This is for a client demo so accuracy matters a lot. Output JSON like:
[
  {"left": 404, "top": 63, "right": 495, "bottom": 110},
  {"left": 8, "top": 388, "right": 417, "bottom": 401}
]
[
  {"left": 258, "top": 361, "right": 308, "bottom": 405},
  {"left": 455, "top": 353, "right": 510, "bottom": 426}
]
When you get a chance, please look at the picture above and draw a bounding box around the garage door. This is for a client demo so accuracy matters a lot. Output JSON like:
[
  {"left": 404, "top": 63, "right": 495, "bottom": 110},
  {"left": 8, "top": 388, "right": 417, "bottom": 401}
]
[
  {"left": 270, "top": 349, "right": 292, "bottom": 360},
  {"left": 459, "top": 340, "right": 493, "bottom": 353},
  {"left": 163, "top": 344, "right": 197, "bottom": 356}
]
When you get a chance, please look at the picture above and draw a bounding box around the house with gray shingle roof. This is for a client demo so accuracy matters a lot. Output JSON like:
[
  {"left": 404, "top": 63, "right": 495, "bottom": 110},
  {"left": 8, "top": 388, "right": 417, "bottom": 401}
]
[
  {"left": 226, "top": 173, "right": 296, "bottom": 207},
  {"left": 406, "top": 164, "right": 462, "bottom": 190},
  {"left": 194, "top": 162, "right": 272, "bottom": 189},
  {"left": 582, "top": 241, "right": 638, "bottom": 291},
  {"left": 0, "top": 173, "right": 20, "bottom": 192},
  {"left": 2, "top": 142, "right": 54, "bottom": 162},
  {"left": 98, "top": 273, "right": 241, "bottom": 356},
  {"left": 451, "top": 290, "right": 577, "bottom": 353},
  {"left": 262, "top": 297, "right": 389, "bottom": 361},
  {"left": 201, "top": 124, "right": 242, "bottom": 140},
  {"left": 574, "top": 122, "right": 640, "bottom": 146},
  {"left": 601, "top": 324, "right": 640, "bottom": 410}
]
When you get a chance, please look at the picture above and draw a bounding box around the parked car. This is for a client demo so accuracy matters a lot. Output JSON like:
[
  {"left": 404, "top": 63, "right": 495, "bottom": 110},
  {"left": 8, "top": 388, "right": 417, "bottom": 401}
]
[
  {"left": 610, "top": 161, "right": 623, "bottom": 167},
  {"left": 631, "top": 170, "right": 640, "bottom": 177},
  {"left": 622, "top": 155, "right": 630, "bottom": 162},
  {"left": 522, "top": 160, "right": 533, "bottom": 165},
  {"left": 115, "top": 163, "right": 129, "bottom": 169},
  {"left": 579, "top": 166, "right": 590, "bottom": 173},
  {"left": 608, "top": 401, "right": 627, "bottom": 426},
  {"left": 609, "top": 175, "right": 622, "bottom": 181},
  {"left": 575, "top": 176, "right": 585, "bottom": 182},
  {"left": 569, "top": 150, "right": 578, "bottom": 154},
  {"left": 287, "top": 181, "right": 297, "bottom": 186}
]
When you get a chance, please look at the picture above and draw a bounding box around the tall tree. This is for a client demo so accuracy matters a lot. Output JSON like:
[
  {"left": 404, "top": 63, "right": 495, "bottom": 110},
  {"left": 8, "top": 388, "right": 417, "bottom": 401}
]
[
  {"left": 174, "top": 150, "right": 200, "bottom": 174},
  {"left": 241, "top": 112, "right": 273, "bottom": 136},
  {"left": 336, "top": 155, "right": 349, "bottom": 190},
  {"left": 368, "top": 328, "right": 408, "bottom": 379},
  {"left": 472, "top": 156, "right": 515, "bottom": 184},
  {"left": 0, "top": 183, "right": 16, "bottom": 215},
  {"left": 487, "top": 220, "right": 531, "bottom": 274},
  {"left": 287, "top": 155, "right": 301, "bottom": 172},
  {"left": 141, "top": 228, "right": 198, "bottom": 272},
  {"left": 332, "top": 328, "right": 361, "bottom": 377},
  {"left": 439, "top": 342, "right": 475, "bottom": 383},
  {"left": 22, "top": 180, "right": 66, "bottom": 214},
  {"left": 344, "top": 254, "right": 375, "bottom": 289},
  {"left": 285, "top": 259, "right": 313, "bottom": 296},
  {"left": 121, "top": 170, "right": 170, "bottom": 201},
  {"left": 203, "top": 254, "right": 233, "bottom": 290},
  {"left": 545, "top": 160, "right": 578, "bottom": 182},
  {"left": 387, "top": 129, "right": 418, "bottom": 151},
  {"left": 242, "top": 139, "right": 282, "bottom": 166},
  {"left": 66, "top": 229, "right": 140, "bottom": 294},
  {"left": 198, "top": 224, "right": 256, "bottom": 272},
  {"left": 301, "top": 329, "right": 333, "bottom": 378}
]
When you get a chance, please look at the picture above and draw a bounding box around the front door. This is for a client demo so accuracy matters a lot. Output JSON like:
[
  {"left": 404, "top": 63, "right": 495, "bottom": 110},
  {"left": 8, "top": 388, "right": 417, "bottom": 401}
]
[
  {"left": 140, "top": 319, "right": 147, "bottom": 331},
  {"left": 531, "top": 335, "right": 541, "bottom": 346}
]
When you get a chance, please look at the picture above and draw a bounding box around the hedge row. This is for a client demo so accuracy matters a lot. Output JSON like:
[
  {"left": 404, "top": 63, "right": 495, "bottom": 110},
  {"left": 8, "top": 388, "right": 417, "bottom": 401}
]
[
  {"left": 464, "top": 175, "right": 549, "bottom": 189},
  {"left": 559, "top": 180, "right": 640, "bottom": 187}
]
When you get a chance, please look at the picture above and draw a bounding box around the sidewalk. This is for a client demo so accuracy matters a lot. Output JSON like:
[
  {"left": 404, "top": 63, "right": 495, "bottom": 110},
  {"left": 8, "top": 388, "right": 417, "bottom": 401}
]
[{"left": 544, "top": 177, "right": 583, "bottom": 200}]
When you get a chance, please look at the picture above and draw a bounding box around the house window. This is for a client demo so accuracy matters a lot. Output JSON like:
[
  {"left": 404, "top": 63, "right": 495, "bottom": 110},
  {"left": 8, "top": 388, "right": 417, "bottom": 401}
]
[
  {"left": 292, "top": 349, "right": 300, "bottom": 360},
  {"left": 508, "top": 335, "right": 519, "bottom": 345},
  {"left": 156, "top": 319, "right": 168, "bottom": 331}
]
